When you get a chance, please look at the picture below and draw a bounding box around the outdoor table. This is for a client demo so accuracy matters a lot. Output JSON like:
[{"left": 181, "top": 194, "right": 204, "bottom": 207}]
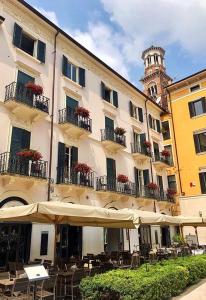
[
  {"left": 0, "top": 278, "right": 14, "bottom": 294},
  {"left": 58, "top": 270, "right": 74, "bottom": 298}
]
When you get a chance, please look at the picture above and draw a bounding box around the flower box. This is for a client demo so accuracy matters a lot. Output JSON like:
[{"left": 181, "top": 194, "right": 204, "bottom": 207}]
[
  {"left": 114, "top": 127, "right": 126, "bottom": 136},
  {"left": 75, "top": 107, "right": 90, "bottom": 118},
  {"left": 117, "top": 174, "right": 128, "bottom": 183},
  {"left": 73, "top": 163, "right": 91, "bottom": 174},
  {"left": 25, "top": 82, "right": 43, "bottom": 95},
  {"left": 17, "top": 149, "right": 42, "bottom": 161},
  {"left": 147, "top": 182, "right": 158, "bottom": 190}
]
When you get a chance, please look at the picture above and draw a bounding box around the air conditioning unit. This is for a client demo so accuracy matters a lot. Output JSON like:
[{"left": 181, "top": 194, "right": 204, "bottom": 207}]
[{"left": 0, "top": 16, "right": 5, "bottom": 25}]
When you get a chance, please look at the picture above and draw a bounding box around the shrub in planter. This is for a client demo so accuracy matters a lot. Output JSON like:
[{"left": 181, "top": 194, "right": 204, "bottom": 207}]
[
  {"left": 75, "top": 106, "right": 90, "bottom": 118},
  {"left": 147, "top": 182, "right": 158, "bottom": 190},
  {"left": 25, "top": 82, "right": 43, "bottom": 95},
  {"left": 117, "top": 174, "right": 128, "bottom": 183},
  {"left": 73, "top": 163, "right": 91, "bottom": 174},
  {"left": 114, "top": 127, "right": 126, "bottom": 136},
  {"left": 17, "top": 149, "right": 42, "bottom": 161}
]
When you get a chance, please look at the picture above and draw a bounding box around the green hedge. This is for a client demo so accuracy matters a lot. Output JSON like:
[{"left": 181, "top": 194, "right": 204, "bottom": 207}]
[{"left": 80, "top": 255, "right": 206, "bottom": 300}]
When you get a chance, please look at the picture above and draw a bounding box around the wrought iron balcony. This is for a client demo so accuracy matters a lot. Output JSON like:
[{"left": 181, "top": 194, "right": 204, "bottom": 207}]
[
  {"left": 152, "top": 153, "right": 171, "bottom": 169},
  {"left": 138, "top": 186, "right": 175, "bottom": 203},
  {"left": 0, "top": 152, "right": 47, "bottom": 179},
  {"left": 131, "top": 142, "right": 151, "bottom": 161},
  {"left": 5, "top": 82, "right": 49, "bottom": 114},
  {"left": 57, "top": 166, "right": 94, "bottom": 188},
  {"left": 96, "top": 176, "right": 136, "bottom": 196},
  {"left": 58, "top": 107, "right": 92, "bottom": 135},
  {"left": 101, "top": 129, "right": 126, "bottom": 152}
]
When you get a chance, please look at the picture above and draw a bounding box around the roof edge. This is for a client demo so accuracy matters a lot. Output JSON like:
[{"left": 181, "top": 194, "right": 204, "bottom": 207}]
[{"left": 167, "top": 68, "right": 206, "bottom": 89}]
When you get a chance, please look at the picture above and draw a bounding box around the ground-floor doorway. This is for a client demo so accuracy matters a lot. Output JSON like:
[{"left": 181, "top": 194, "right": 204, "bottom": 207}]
[
  {"left": 0, "top": 223, "right": 32, "bottom": 268},
  {"left": 104, "top": 228, "right": 123, "bottom": 254},
  {"left": 161, "top": 226, "right": 171, "bottom": 247},
  {"left": 56, "top": 225, "right": 82, "bottom": 259}
]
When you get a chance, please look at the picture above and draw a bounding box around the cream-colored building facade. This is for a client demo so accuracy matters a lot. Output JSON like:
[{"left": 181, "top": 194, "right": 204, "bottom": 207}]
[{"left": 0, "top": 0, "right": 177, "bottom": 264}]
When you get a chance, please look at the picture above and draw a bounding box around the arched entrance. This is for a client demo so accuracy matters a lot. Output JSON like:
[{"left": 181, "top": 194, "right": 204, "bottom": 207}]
[{"left": 0, "top": 197, "right": 32, "bottom": 268}]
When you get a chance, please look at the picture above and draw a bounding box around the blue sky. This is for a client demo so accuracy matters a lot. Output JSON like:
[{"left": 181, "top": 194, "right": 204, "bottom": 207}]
[{"left": 27, "top": 0, "right": 206, "bottom": 89}]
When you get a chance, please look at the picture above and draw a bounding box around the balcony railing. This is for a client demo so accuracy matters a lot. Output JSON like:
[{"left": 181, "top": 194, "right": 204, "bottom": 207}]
[
  {"left": 138, "top": 186, "right": 175, "bottom": 202},
  {"left": 58, "top": 107, "right": 92, "bottom": 132},
  {"left": 153, "top": 153, "right": 171, "bottom": 166},
  {"left": 5, "top": 82, "right": 49, "bottom": 113},
  {"left": 101, "top": 129, "right": 126, "bottom": 147},
  {"left": 0, "top": 152, "right": 47, "bottom": 179},
  {"left": 57, "top": 166, "right": 94, "bottom": 188},
  {"left": 131, "top": 142, "right": 151, "bottom": 157},
  {"left": 96, "top": 176, "right": 136, "bottom": 196}
]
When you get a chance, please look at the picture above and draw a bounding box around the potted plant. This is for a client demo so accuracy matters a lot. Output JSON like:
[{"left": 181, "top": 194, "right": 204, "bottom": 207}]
[
  {"left": 161, "top": 149, "right": 170, "bottom": 157},
  {"left": 167, "top": 188, "right": 176, "bottom": 200},
  {"left": 17, "top": 149, "right": 42, "bottom": 161},
  {"left": 117, "top": 174, "right": 128, "bottom": 183},
  {"left": 73, "top": 163, "right": 91, "bottom": 174},
  {"left": 143, "top": 140, "right": 151, "bottom": 155},
  {"left": 25, "top": 82, "right": 43, "bottom": 96},
  {"left": 147, "top": 182, "right": 158, "bottom": 190},
  {"left": 75, "top": 107, "right": 90, "bottom": 118},
  {"left": 114, "top": 127, "right": 126, "bottom": 136}
]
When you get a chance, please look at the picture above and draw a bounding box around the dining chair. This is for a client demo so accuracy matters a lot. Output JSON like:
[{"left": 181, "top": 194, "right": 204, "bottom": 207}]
[
  {"left": 3, "top": 278, "right": 31, "bottom": 300},
  {"left": 65, "top": 269, "right": 85, "bottom": 300},
  {"left": 35, "top": 275, "right": 57, "bottom": 300}
]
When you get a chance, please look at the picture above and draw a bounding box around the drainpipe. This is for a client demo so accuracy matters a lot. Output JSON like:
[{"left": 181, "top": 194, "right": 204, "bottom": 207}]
[
  {"left": 47, "top": 30, "right": 59, "bottom": 201},
  {"left": 167, "top": 89, "right": 183, "bottom": 195},
  {"left": 144, "top": 99, "right": 154, "bottom": 182}
]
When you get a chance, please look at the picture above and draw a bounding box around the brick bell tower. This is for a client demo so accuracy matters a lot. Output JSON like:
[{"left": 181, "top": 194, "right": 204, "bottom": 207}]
[{"left": 140, "top": 46, "right": 172, "bottom": 109}]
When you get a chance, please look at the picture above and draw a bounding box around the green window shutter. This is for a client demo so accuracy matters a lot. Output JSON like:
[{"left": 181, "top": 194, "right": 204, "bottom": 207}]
[
  {"left": 71, "top": 146, "right": 78, "bottom": 168},
  {"left": 193, "top": 134, "right": 201, "bottom": 153},
  {"left": 199, "top": 173, "right": 206, "bottom": 194},
  {"left": 138, "top": 107, "right": 143, "bottom": 122},
  {"left": 106, "top": 158, "right": 116, "bottom": 179},
  {"left": 140, "top": 133, "right": 146, "bottom": 146},
  {"left": 134, "top": 167, "right": 139, "bottom": 194},
  {"left": 156, "top": 119, "right": 161, "bottom": 133},
  {"left": 201, "top": 97, "right": 206, "bottom": 113},
  {"left": 143, "top": 169, "right": 150, "bottom": 186},
  {"left": 188, "top": 102, "right": 195, "bottom": 117},
  {"left": 113, "top": 90, "right": 118, "bottom": 108},
  {"left": 101, "top": 81, "right": 106, "bottom": 100},
  {"left": 79, "top": 68, "right": 85, "bottom": 87},
  {"left": 62, "top": 55, "right": 68, "bottom": 76},
  {"left": 129, "top": 101, "right": 134, "bottom": 117},
  {"left": 57, "top": 142, "right": 65, "bottom": 184},
  {"left": 105, "top": 116, "right": 114, "bottom": 130},
  {"left": 13, "top": 23, "right": 22, "bottom": 48},
  {"left": 37, "top": 40, "right": 46, "bottom": 63},
  {"left": 66, "top": 96, "right": 78, "bottom": 109},
  {"left": 10, "top": 127, "right": 30, "bottom": 155},
  {"left": 148, "top": 114, "right": 152, "bottom": 128}
]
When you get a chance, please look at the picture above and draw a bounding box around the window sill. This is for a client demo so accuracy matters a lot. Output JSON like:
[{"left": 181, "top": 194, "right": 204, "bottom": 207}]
[
  {"left": 62, "top": 75, "right": 82, "bottom": 89},
  {"left": 197, "top": 151, "right": 206, "bottom": 156},
  {"left": 131, "top": 117, "right": 142, "bottom": 132},
  {"left": 102, "top": 100, "right": 118, "bottom": 117},
  {"left": 15, "top": 47, "right": 41, "bottom": 65},
  {"left": 191, "top": 113, "right": 206, "bottom": 120}
]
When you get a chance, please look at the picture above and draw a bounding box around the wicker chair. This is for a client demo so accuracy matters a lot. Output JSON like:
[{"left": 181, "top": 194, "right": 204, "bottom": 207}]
[
  {"left": 65, "top": 269, "right": 85, "bottom": 300},
  {"left": 36, "top": 275, "right": 57, "bottom": 300}
]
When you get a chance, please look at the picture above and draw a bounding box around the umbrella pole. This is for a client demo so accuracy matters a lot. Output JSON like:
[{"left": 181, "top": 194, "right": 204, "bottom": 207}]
[{"left": 194, "top": 226, "right": 199, "bottom": 247}]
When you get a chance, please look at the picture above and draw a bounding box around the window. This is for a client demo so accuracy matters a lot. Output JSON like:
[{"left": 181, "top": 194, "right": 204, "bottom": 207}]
[
  {"left": 40, "top": 231, "right": 48, "bottom": 256},
  {"left": 199, "top": 172, "right": 206, "bottom": 194},
  {"left": 148, "top": 85, "right": 157, "bottom": 97},
  {"left": 62, "top": 55, "right": 85, "bottom": 87},
  {"left": 194, "top": 131, "right": 206, "bottom": 153},
  {"left": 164, "top": 145, "right": 173, "bottom": 164},
  {"left": 190, "top": 84, "right": 200, "bottom": 92},
  {"left": 148, "top": 114, "right": 160, "bottom": 132},
  {"left": 154, "top": 54, "right": 159, "bottom": 64},
  {"left": 167, "top": 175, "right": 177, "bottom": 191},
  {"left": 101, "top": 82, "right": 118, "bottom": 107},
  {"left": 188, "top": 97, "right": 206, "bottom": 117},
  {"left": 13, "top": 23, "right": 46, "bottom": 63},
  {"left": 147, "top": 56, "right": 151, "bottom": 66},
  {"left": 129, "top": 101, "right": 143, "bottom": 122},
  {"left": 162, "top": 121, "right": 170, "bottom": 140}
]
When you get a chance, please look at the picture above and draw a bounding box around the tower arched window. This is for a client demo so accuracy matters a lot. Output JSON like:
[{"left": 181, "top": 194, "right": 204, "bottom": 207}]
[
  {"left": 148, "top": 84, "right": 157, "bottom": 97},
  {"left": 154, "top": 54, "right": 159, "bottom": 65},
  {"left": 147, "top": 56, "right": 151, "bottom": 66}
]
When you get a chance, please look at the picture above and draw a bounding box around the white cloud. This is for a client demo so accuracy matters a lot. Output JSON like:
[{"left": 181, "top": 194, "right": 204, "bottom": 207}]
[{"left": 34, "top": 7, "right": 59, "bottom": 26}]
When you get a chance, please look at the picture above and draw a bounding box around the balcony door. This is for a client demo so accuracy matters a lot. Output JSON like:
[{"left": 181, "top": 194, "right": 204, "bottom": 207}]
[
  {"left": 106, "top": 158, "right": 116, "bottom": 191},
  {"left": 153, "top": 142, "right": 160, "bottom": 160},
  {"left": 105, "top": 116, "right": 114, "bottom": 141},
  {"left": 66, "top": 96, "right": 78, "bottom": 125},
  {"left": 9, "top": 127, "right": 31, "bottom": 175},
  {"left": 157, "top": 175, "right": 164, "bottom": 199},
  {"left": 16, "top": 70, "right": 35, "bottom": 106}
]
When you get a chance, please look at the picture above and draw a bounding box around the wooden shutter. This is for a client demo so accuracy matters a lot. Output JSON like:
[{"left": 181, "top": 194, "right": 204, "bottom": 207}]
[
  {"left": 148, "top": 114, "right": 152, "bottom": 128},
  {"left": 106, "top": 158, "right": 116, "bottom": 179},
  {"left": 13, "top": 23, "right": 22, "bottom": 48},
  {"left": 113, "top": 90, "right": 118, "bottom": 108},
  {"left": 10, "top": 127, "right": 30, "bottom": 155},
  {"left": 62, "top": 55, "right": 68, "bottom": 76},
  {"left": 129, "top": 101, "right": 134, "bottom": 117},
  {"left": 138, "top": 107, "right": 143, "bottom": 122},
  {"left": 101, "top": 81, "right": 106, "bottom": 100},
  {"left": 57, "top": 142, "right": 65, "bottom": 184},
  {"left": 156, "top": 119, "right": 161, "bottom": 133},
  {"left": 140, "top": 133, "right": 146, "bottom": 147},
  {"left": 79, "top": 68, "right": 85, "bottom": 87},
  {"left": 71, "top": 146, "right": 78, "bottom": 168},
  {"left": 37, "top": 40, "right": 46, "bottom": 63},
  {"left": 143, "top": 169, "right": 150, "bottom": 186},
  {"left": 199, "top": 172, "right": 206, "bottom": 194},
  {"left": 188, "top": 102, "right": 195, "bottom": 117},
  {"left": 193, "top": 134, "right": 201, "bottom": 153},
  {"left": 105, "top": 116, "right": 114, "bottom": 130},
  {"left": 201, "top": 97, "right": 206, "bottom": 113},
  {"left": 134, "top": 167, "right": 140, "bottom": 195}
]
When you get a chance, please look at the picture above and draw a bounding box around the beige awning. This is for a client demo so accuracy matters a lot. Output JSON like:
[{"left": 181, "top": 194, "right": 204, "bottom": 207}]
[{"left": 0, "top": 201, "right": 136, "bottom": 228}]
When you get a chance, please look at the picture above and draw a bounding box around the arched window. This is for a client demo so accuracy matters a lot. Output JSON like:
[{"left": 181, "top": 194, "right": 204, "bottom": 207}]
[
  {"left": 0, "top": 197, "right": 28, "bottom": 208},
  {"left": 148, "top": 83, "right": 157, "bottom": 97}
]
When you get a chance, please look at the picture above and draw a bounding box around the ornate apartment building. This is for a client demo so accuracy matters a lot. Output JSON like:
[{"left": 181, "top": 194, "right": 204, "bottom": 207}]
[{"left": 0, "top": 0, "right": 177, "bottom": 265}]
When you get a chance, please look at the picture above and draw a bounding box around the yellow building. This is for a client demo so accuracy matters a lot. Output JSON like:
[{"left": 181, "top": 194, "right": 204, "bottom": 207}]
[{"left": 167, "top": 69, "right": 206, "bottom": 244}]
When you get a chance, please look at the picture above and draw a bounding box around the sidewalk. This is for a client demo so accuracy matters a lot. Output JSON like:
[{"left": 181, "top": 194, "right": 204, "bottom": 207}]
[{"left": 173, "top": 279, "right": 206, "bottom": 300}]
